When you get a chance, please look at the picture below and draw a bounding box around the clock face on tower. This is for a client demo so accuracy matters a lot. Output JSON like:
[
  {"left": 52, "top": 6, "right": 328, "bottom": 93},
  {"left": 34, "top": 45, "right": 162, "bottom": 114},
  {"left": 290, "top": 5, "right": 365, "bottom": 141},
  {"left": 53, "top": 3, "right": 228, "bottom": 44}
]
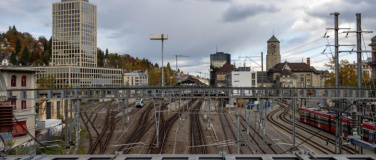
[{"left": 269, "top": 44, "right": 276, "bottom": 55}]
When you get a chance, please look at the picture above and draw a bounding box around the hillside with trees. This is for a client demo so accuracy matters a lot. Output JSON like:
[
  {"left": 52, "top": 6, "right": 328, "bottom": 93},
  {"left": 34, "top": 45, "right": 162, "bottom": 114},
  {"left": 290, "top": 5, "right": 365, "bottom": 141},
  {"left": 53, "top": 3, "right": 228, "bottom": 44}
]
[
  {"left": 0, "top": 25, "right": 180, "bottom": 86},
  {"left": 97, "top": 48, "right": 179, "bottom": 86},
  {"left": 0, "top": 25, "right": 51, "bottom": 65}
]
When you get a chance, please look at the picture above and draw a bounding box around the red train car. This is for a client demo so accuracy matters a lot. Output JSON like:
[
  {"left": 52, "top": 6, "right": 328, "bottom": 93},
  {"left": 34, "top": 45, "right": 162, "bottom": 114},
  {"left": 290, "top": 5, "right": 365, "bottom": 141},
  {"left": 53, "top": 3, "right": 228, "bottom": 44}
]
[{"left": 299, "top": 108, "right": 375, "bottom": 143}]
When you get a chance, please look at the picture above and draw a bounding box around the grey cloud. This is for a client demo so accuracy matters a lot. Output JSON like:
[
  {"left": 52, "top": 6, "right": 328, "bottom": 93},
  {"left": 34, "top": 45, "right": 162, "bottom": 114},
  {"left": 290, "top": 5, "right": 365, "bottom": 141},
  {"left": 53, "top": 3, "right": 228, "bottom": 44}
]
[
  {"left": 306, "top": 1, "right": 376, "bottom": 25},
  {"left": 222, "top": 4, "right": 279, "bottom": 22},
  {"left": 209, "top": 0, "right": 231, "bottom": 2}
]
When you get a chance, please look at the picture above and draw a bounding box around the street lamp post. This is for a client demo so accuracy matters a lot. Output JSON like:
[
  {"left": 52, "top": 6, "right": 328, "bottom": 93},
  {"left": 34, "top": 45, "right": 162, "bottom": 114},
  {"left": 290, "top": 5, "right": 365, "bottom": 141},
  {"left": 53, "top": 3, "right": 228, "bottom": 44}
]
[{"left": 150, "top": 34, "right": 168, "bottom": 87}]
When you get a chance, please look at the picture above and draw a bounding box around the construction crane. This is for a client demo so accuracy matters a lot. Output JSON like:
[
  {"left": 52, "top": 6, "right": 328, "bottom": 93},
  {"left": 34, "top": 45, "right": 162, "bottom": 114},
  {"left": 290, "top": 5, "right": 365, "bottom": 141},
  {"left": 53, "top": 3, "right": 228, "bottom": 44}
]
[
  {"left": 239, "top": 56, "right": 261, "bottom": 68},
  {"left": 232, "top": 59, "right": 241, "bottom": 67},
  {"left": 173, "top": 55, "right": 189, "bottom": 75}
]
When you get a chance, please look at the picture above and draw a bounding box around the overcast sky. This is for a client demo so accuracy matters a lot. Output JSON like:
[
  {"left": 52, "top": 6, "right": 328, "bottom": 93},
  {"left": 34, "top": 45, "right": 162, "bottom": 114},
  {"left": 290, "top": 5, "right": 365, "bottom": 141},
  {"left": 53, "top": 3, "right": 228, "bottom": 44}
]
[{"left": 0, "top": 0, "right": 375, "bottom": 77}]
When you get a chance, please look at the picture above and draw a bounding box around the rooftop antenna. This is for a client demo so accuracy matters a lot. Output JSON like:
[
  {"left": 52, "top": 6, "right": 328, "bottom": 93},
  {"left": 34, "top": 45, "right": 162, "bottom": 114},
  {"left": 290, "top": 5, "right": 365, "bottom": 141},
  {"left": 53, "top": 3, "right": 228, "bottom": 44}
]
[
  {"left": 216, "top": 45, "right": 218, "bottom": 53},
  {"left": 273, "top": 28, "right": 274, "bottom": 35}
]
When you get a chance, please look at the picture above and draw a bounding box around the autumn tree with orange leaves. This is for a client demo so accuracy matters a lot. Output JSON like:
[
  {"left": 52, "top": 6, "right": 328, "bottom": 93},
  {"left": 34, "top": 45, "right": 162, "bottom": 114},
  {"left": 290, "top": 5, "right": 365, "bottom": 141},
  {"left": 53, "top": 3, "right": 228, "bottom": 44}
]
[{"left": 324, "top": 58, "right": 370, "bottom": 86}]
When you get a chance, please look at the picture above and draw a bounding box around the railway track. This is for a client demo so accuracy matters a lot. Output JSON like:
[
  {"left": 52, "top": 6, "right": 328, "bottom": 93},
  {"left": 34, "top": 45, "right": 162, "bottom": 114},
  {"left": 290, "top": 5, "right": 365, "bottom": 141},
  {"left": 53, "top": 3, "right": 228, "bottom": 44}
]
[
  {"left": 80, "top": 101, "right": 113, "bottom": 153},
  {"left": 114, "top": 102, "right": 155, "bottom": 154},
  {"left": 88, "top": 103, "right": 119, "bottom": 154},
  {"left": 190, "top": 99, "right": 206, "bottom": 154},
  {"left": 277, "top": 101, "right": 356, "bottom": 154},
  {"left": 236, "top": 115, "right": 278, "bottom": 154},
  {"left": 81, "top": 100, "right": 141, "bottom": 154},
  {"left": 267, "top": 102, "right": 333, "bottom": 154},
  {"left": 218, "top": 113, "right": 238, "bottom": 154},
  {"left": 148, "top": 99, "right": 197, "bottom": 154}
]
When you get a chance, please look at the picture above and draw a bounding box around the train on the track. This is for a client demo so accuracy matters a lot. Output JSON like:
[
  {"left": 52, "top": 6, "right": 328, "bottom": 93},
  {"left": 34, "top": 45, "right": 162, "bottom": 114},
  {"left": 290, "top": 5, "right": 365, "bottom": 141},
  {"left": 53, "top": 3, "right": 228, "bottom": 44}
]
[
  {"left": 136, "top": 98, "right": 144, "bottom": 108},
  {"left": 299, "top": 108, "right": 375, "bottom": 143}
]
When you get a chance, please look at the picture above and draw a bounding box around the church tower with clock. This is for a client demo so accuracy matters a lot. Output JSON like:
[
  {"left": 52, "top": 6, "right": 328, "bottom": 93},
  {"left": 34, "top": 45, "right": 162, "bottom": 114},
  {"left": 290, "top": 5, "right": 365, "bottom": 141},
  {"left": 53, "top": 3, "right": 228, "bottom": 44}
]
[{"left": 266, "top": 35, "right": 281, "bottom": 71}]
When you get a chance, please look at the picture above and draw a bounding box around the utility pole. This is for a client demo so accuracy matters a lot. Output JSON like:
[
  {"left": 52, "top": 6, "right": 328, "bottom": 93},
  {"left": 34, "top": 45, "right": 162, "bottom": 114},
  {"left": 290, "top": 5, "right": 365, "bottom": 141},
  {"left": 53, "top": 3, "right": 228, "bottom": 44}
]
[
  {"left": 342, "top": 13, "right": 372, "bottom": 154},
  {"left": 208, "top": 96, "right": 211, "bottom": 128},
  {"left": 261, "top": 52, "right": 264, "bottom": 87},
  {"left": 173, "top": 54, "right": 189, "bottom": 83},
  {"left": 292, "top": 98, "right": 296, "bottom": 152},
  {"left": 150, "top": 34, "right": 168, "bottom": 87},
  {"left": 327, "top": 12, "right": 352, "bottom": 154},
  {"left": 332, "top": 12, "right": 340, "bottom": 89},
  {"left": 75, "top": 100, "right": 81, "bottom": 152},
  {"left": 64, "top": 99, "right": 70, "bottom": 155},
  {"left": 237, "top": 116, "right": 240, "bottom": 154}
]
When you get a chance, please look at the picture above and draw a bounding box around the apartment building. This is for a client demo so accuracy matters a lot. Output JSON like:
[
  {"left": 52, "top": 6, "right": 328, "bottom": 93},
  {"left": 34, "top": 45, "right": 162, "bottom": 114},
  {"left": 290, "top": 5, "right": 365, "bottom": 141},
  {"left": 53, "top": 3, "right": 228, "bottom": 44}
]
[
  {"left": 0, "top": 68, "right": 36, "bottom": 147},
  {"left": 123, "top": 70, "right": 148, "bottom": 86}
]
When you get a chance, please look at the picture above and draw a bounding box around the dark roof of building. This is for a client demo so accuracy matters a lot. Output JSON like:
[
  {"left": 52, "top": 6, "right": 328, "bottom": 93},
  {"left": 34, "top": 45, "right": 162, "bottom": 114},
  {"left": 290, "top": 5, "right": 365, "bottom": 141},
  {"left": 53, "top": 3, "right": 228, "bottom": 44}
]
[
  {"left": 217, "top": 63, "right": 235, "bottom": 74},
  {"left": 0, "top": 68, "right": 38, "bottom": 73},
  {"left": 267, "top": 35, "right": 280, "bottom": 43},
  {"left": 269, "top": 62, "right": 318, "bottom": 73},
  {"left": 175, "top": 75, "right": 207, "bottom": 86},
  {"left": 257, "top": 71, "right": 267, "bottom": 75},
  {"left": 280, "top": 69, "right": 293, "bottom": 76}
]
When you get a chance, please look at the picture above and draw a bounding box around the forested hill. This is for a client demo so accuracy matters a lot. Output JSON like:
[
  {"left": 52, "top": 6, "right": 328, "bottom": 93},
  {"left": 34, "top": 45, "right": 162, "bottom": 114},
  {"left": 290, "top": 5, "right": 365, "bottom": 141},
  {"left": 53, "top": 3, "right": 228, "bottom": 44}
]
[{"left": 0, "top": 25, "right": 179, "bottom": 85}]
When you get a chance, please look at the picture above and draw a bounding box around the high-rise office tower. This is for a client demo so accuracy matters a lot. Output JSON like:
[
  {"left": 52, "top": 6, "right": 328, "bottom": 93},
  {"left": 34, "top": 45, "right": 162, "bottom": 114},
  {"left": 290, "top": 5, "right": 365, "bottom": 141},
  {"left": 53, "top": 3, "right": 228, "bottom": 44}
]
[
  {"left": 52, "top": 0, "right": 97, "bottom": 67},
  {"left": 19, "top": 0, "right": 123, "bottom": 89},
  {"left": 210, "top": 52, "right": 231, "bottom": 86}
]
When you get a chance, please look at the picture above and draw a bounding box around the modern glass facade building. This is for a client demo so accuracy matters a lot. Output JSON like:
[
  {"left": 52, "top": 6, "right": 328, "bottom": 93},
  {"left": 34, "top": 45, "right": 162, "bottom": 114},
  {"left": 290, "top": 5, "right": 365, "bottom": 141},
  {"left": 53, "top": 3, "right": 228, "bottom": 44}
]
[
  {"left": 52, "top": 0, "right": 97, "bottom": 67},
  {"left": 210, "top": 52, "right": 231, "bottom": 86}
]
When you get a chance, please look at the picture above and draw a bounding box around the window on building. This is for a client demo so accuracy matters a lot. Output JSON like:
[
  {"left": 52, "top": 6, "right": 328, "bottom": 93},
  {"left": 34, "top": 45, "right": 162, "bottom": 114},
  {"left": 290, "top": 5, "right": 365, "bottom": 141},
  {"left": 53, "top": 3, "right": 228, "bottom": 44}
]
[
  {"left": 11, "top": 100, "right": 16, "bottom": 110},
  {"left": 21, "top": 76, "right": 27, "bottom": 87},
  {"left": 300, "top": 77, "right": 304, "bottom": 81},
  {"left": 307, "top": 79, "right": 311, "bottom": 81},
  {"left": 252, "top": 80, "right": 255, "bottom": 86},
  {"left": 21, "top": 100, "right": 26, "bottom": 109},
  {"left": 11, "top": 75, "right": 16, "bottom": 87}
]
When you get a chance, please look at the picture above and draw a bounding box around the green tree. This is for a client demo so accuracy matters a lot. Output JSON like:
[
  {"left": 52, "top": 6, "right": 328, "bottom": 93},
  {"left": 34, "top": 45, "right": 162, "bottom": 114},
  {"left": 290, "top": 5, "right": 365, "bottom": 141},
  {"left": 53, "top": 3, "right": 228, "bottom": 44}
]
[
  {"left": 15, "top": 39, "right": 21, "bottom": 54},
  {"left": 105, "top": 48, "right": 109, "bottom": 58},
  {"left": 33, "top": 53, "right": 43, "bottom": 66},
  {"left": 167, "top": 62, "right": 172, "bottom": 74},
  {"left": 37, "top": 76, "right": 56, "bottom": 89},
  {"left": 12, "top": 25, "right": 17, "bottom": 34},
  {"left": 10, "top": 51, "right": 17, "bottom": 65},
  {"left": 20, "top": 46, "right": 30, "bottom": 65}
]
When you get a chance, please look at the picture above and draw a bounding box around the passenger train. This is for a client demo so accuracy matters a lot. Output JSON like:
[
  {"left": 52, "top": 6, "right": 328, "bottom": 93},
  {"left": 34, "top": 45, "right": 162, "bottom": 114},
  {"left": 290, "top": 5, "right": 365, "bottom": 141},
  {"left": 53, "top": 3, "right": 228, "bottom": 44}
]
[
  {"left": 299, "top": 108, "right": 375, "bottom": 143},
  {"left": 135, "top": 98, "right": 144, "bottom": 108}
]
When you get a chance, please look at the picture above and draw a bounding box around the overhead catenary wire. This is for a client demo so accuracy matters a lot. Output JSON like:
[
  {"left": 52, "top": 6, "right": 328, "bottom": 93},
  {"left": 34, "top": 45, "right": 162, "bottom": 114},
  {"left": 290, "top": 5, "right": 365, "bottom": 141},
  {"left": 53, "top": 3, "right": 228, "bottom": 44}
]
[{"left": 283, "top": 34, "right": 356, "bottom": 59}]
